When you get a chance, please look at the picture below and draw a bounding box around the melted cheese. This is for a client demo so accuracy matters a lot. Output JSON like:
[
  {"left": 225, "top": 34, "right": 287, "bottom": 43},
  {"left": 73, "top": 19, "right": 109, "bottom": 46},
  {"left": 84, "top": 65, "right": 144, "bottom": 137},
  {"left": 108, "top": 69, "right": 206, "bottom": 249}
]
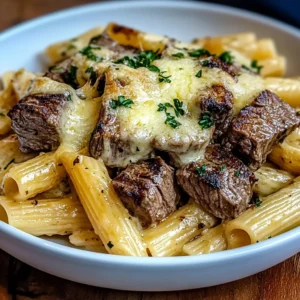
[
  {"left": 98, "top": 54, "right": 264, "bottom": 167},
  {"left": 28, "top": 77, "right": 101, "bottom": 152}
]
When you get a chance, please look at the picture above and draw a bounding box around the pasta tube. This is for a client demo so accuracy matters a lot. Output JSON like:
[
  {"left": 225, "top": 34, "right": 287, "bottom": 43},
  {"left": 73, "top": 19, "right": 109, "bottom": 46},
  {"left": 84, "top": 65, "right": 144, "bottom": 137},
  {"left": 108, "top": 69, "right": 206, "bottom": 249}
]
[
  {"left": 254, "top": 163, "right": 294, "bottom": 196},
  {"left": 225, "top": 180, "right": 300, "bottom": 248},
  {"left": 69, "top": 229, "right": 107, "bottom": 253},
  {"left": 269, "top": 128, "right": 300, "bottom": 175},
  {"left": 0, "top": 112, "right": 11, "bottom": 135},
  {"left": 60, "top": 152, "right": 147, "bottom": 256},
  {"left": 3, "top": 152, "right": 66, "bottom": 201},
  {"left": 264, "top": 77, "right": 300, "bottom": 107},
  {"left": 0, "top": 196, "right": 92, "bottom": 236},
  {"left": 182, "top": 224, "right": 227, "bottom": 255},
  {"left": 260, "top": 56, "right": 286, "bottom": 77},
  {"left": 142, "top": 203, "right": 217, "bottom": 257}
]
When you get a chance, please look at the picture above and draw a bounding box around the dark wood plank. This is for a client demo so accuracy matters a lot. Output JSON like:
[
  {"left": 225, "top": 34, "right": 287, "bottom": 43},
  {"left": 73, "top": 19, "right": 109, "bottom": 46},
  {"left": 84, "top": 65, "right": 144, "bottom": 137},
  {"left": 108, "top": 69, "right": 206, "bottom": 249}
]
[{"left": 0, "top": 1, "right": 299, "bottom": 299}]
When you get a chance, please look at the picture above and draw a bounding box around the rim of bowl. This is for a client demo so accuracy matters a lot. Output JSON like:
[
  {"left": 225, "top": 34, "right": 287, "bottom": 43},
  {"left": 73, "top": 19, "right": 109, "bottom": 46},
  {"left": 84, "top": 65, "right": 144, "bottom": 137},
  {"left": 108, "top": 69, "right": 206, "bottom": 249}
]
[{"left": 0, "top": 0, "right": 299, "bottom": 266}]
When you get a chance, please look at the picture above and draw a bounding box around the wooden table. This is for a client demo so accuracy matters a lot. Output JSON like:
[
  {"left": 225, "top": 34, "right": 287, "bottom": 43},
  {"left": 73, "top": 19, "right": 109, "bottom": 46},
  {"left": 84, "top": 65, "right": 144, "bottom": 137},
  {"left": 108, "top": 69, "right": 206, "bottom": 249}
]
[{"left": 0, "top": 1, "right": 299, "bottom": 299}]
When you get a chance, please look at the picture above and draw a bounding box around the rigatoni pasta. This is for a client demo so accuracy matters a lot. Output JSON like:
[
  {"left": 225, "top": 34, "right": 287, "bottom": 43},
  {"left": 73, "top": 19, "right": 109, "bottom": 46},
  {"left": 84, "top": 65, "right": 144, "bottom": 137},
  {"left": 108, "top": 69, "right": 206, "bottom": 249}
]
[
  {"left": 225, "top": 180, "right": 300, "bottom": 248},
  {"left": 2, "top": 152, "right": 66, "bottom": 201},
  {"left": 182, "top": 224, "right": 227, "bottom": 255},
  {"left": 142, "top": 203, "right": 217, "bottom": 257},
  {"left": 60, "top": 151, "right": 147, "bottom": 256},
  {"left": 0, "top": 196, "right": 92, "bottom": 236}
]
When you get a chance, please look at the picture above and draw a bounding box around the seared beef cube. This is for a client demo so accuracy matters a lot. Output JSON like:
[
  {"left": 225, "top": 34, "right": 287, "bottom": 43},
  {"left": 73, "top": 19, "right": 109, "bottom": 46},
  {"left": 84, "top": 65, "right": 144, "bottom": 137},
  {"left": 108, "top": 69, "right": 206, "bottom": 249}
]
[
  {"left": 8, "top": 94, "right": 67, "bottom": 153},
  {"left": 226, "top": 90, "right": 300, "bottom": 170},
  {"left": 177, "top": 145, "right": 255, "bottom": 220},
  {"left": 112, "top": 157, "right": 179, "bottom": 228},
  {"left": 200, "top": 85, "right": 234, "bottom": 140}
]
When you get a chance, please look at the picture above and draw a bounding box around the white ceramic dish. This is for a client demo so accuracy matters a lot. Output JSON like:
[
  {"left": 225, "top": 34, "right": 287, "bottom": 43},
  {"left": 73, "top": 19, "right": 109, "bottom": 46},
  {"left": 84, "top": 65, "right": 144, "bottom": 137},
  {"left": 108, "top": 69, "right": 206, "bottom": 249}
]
[{"left": 0, "top": 0, "right": 299, "bottom": 292}]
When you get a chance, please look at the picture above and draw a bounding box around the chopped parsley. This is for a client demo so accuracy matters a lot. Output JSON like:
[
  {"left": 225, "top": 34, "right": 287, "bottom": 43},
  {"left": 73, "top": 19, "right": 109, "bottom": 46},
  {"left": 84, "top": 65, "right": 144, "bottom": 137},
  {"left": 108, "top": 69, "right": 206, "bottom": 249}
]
[
  {"left": 268, "top": 236, "right": 272, "bottom": 239},
  {"left": 80, "top": 45, "right": 102, "bottom": 62},
  {"left": 250, "top": 195, "right": 262, "bottom": 207},
  {"left": 201, "top": 60, "right": 210, "bottom": 67},
  {"left": 85, "top": 67, "right": 97, "bottom": 85},
  {"left": 4, "top": 158, "right": 15, "bottom": 170},
  {"left": 63, "top": 65, "right": 78, "bottom": 89},
  {"left": 188, "top": 48, "right": 211, "bottom": 57},
  {"left": 172, "top": 52, "right": 184, "bottom": 58},
  {"left": 148, "top": 65, "right": 160, "bottom": 73},
  {"left": 158, "top": 71, "right": 172, "bottom": 83},
  {"left": 199, "top": 111, "right": 214, "bottom": 129},
  {"left": 157, "top": 101, "right": 182, "bottom": 129},
  {"left": 89, "top": 34, "right": 102, "bottom": 45},
  {"left": 173, "top": 98, "right": 185, "bottom": 116},
  {"left": 196, "top": 164, "right": 206, "bottom": 176},
  {"left": 195, "top": 70, "right": 202, "bottom": 78},
  {"left": 0, "top": 112, "right": 5, "bottom": 117},
  {"left": 165, "top": 115, "right": 181, "bottom": 129},
  {"left": 110, "top": 95, "right": 134, "bottom": 109},
  {"left": 66, "top": 94, "right": 72, "bottom": 101},
  {"left": 114, "top": 50, "right": 160, "bottom": 71},
  {"left": 107, "top": 241, "right": 114, "bottom": 249},
  {"left": 219, "top": 51, "right": 233, "bottom": 64},
  {"left": 220, "top": 165, "right": 226, "bottom": 171},
  {"left": 235, "top": 170, "right": 240, "bottom": 177},
  {"left": 251, "top": 60, "right": 263, "bottom": 74}
]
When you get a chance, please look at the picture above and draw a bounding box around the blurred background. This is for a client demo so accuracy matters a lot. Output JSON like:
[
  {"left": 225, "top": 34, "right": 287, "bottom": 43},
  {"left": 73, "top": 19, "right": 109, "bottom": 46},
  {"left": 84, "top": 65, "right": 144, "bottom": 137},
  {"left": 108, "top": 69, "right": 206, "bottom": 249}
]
[{"left": 1, "top": 0, "right": 299, "bottom": 32}]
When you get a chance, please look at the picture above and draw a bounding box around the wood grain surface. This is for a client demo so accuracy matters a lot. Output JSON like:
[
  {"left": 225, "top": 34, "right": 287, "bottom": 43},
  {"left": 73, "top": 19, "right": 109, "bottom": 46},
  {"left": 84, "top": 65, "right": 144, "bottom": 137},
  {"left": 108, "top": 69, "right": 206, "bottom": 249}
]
[{"left": 0, "top": 1, "right": 299, "bottom": 299}]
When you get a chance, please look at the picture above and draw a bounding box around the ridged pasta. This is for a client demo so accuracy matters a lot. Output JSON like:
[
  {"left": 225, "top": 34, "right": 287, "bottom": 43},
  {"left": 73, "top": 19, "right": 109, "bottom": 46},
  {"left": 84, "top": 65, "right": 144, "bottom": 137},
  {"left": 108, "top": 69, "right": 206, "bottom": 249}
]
[
  {"left": 0, "top": 196, "right": 92, "bottom": 236},
  {"left": 2, "top": 152, "right": 66, "bottom": 201},
  {"left": 142, "top": 203, "right": 217, "bottom": 257},
  {"left": 182, "top": 224, "right": 227, "bottom": 255},
  {"left": 60, "top": 151, "right": 147, "bottom": 256},
  {"left": 225, "top": 180, "right": 300, "bottom": 248}
]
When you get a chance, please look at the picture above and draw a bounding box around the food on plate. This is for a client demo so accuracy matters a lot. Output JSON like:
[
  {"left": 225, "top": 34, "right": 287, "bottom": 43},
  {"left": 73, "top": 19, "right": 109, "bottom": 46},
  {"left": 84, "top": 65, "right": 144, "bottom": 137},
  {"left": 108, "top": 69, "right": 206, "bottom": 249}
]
[{"left": 0, "top": 23, "right": 299, "bottom": 256}]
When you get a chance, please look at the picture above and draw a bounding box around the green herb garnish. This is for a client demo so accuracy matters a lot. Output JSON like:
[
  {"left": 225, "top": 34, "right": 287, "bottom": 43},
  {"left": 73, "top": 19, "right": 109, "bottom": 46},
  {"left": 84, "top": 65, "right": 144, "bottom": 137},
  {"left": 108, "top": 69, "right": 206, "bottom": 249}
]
[
  {"left": 250, "top": 196, "right": 262, "bottom": 207},
  {"left": 114, "top": 50, "right": 160, "bottom": 71},
  {"left": 67, "top": 94, "right": 72, "bottom": 101},
  {"left": 148, "top": 65, "right": 161, "bottom": 73},
  {"left": 199, "top": 112, "right": 214, "bottom": 129},
  {"left": 157, "top": 102, "right": 182, "bottom": 129},
  {"left": 80, "top": 45, "right": 102, "bottom": 62},
  {"left": 172, "top": 52, "right": 184, "bottom": 58},
  {"left": 235, "top": 170, "right": 240, "bottom": 177},
  {"left": 188, "top": 48, "right": 210, "bottom": 57},
  {"left": 63, "top": 65, "right": 78, "bottom": 89},
  {"left": 219, "top": 51, "right": 233, "bottom": 64},
  {"left": 85, "top": 67, "right": 97, "bottom": 85},
  {"left": 4, "top": 159, "right": 15, "bottom": 170},
  {"left": 201, "top": 60, "right": 210, "bottom": 67},
  {"left": 220, "top": 165, "right": 226, "bottom": 171},
  {"left": 195, "top": 70, "right": 202, "bottom": 78},
  {"left": 110, "top": 95, "right": 134, "bottom": 109},
  {"left": 107, "top": 241, "right": 114, "bottom": 249},
  {"left": 173, "top": 99, "right": 185, "bottom": 116},
  {"left": 165, "top": 115, "right": 181, "bottom": 128},
  {"left": 158, "top": 71, "right": 172, "bottom": 83},
  {"left": 0, "top": 112, "right": 5, "bottom": 117},
  {"left": 251, "top": 60, "right": 263, "bottom": 74},
  {"left": 196, "top": 165, "right": 207, "bottom": 176}
]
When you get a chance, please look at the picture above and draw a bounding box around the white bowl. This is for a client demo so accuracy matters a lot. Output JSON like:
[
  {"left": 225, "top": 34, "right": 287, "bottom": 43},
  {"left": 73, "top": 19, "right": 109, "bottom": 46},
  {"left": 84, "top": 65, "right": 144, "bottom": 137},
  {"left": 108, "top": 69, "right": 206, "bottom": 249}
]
[{"left": 0, "top": 0, "right": 299, "bottom": 292}]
